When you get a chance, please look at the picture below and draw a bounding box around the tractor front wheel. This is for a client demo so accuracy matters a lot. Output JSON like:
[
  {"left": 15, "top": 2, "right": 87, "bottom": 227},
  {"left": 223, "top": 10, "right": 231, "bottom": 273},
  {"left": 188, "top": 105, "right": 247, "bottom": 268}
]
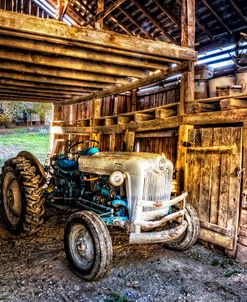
[
  {"left": 64, "top": 211, "right": 113, "bottom": 281},
  {"left": 165, "top": 203, "right": 200, "bottom": 251}
]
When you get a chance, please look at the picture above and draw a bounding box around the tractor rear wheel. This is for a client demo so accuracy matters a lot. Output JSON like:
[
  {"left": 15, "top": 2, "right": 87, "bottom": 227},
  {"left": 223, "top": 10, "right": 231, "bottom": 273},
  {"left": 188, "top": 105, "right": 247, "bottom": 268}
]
[
  {"left": 165, "top": 203, "right": 200, "bottom": 251},
  {"left": 1, "top": 154, "right": 46, "bottom": 234},
  {"left": 64, "top": 211, "right": 112, "bottom": 281}
]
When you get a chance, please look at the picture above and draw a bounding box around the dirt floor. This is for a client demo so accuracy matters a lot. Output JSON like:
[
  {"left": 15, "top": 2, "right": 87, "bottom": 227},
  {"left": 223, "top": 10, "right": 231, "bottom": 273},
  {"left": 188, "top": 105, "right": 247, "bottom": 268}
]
[{"left": 0, "top": 209, "right": 246, "bottom": 302}]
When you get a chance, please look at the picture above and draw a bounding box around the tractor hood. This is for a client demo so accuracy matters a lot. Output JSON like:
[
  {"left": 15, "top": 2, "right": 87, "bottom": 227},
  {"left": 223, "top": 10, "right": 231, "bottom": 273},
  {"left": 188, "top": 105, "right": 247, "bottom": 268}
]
[{"left": 78, "top": 152, "right": 173, "bottom": 175}]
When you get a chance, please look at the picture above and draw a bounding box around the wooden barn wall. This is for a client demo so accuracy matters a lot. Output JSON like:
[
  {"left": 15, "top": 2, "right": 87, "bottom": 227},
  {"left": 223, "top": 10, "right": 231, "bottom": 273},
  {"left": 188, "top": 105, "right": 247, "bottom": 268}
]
[
  {"left": 51, "top": 85, "right": 180, "bottom": 166},
  {"left": 137, "top": 85, "right": 180, "bottom": 110},
  {"left": 135, "top": 134, "right": 178, "bottom": 165}
]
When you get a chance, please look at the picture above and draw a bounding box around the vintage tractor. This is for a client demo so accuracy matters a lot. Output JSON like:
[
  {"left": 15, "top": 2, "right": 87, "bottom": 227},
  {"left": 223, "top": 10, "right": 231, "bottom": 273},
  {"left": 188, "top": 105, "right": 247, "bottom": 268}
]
[{"left": 0, "top": 140, "right": 199, "bottom": 281}]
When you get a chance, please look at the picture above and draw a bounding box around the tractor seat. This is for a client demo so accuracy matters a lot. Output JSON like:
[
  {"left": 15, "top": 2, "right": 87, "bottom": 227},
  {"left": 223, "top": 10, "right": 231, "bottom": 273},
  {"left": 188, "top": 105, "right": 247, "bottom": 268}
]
[{"left": 57, "top": 158, "right": 78, "bottom": 172}]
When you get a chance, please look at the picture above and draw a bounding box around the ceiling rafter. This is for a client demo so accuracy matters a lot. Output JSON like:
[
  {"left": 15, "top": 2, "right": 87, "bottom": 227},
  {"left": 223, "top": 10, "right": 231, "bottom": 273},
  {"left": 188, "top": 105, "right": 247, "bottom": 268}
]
[
  {"left": 57, "top": 0, "right": 71, "bottom": 20},
  {"left": 108, "top": 15, "right": 132, "bottom": 35},
  {"left": 115, "top": 4, "right": 154, "bottom": 39},
  {"left": 130, "top": 0, "right": 177, "bottom": 44},
  {"left": 200, "top": 0, "right": 232, "bottom": 35},
  {"left": 228, "top": 0, "right": 247, "bottom": 25},
  {"left": 152, "top": 0, "right": 181, "bottom": 29},
  {"left": 84, "top": 0, "right": 126, "bottom": 26}
]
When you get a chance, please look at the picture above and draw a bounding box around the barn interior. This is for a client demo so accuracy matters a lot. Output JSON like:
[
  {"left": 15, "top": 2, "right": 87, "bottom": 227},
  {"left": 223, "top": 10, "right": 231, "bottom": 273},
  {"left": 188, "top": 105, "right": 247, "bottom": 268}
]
[{"left": 0, "top": 0, "right": 247, "bottom": 299}]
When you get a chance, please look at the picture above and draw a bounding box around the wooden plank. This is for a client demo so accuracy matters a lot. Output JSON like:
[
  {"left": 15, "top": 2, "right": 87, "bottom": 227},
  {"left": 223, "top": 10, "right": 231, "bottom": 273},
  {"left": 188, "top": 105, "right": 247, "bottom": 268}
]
[
  {"left": 61, "top": 63, "right": 190, "bottom": 105},
  {"left": 123, "top": 130, "right": 135, "bottom": 152},
  {"left": 218, "top": 128, "right": 231, "bottom": 228},
  {"left": 199, "top": 228, "right": 233, "bottom": 249},
  {"left": 155, "top": 108, "right": 177, "bottom": 118},
  {"left": 0, "top": 34, "right": 168, "bottom": 70},
  {"left": 198, "top": 128, "right": 212, "bottom": 222},
  {"left": 187, "top": 146, "right": 235, "bottom": 153},
  {"left": 200, "top": 220, "right": 230, "bottom": 236},
  {"left": 180, "top": 0, "right": 195, "bottom": 114},
  {"left": 0, "top": 9, "right": 197, "bottom": 61},
  {"left": 86, "top": 0, "right": 126, "bottom": 26},
  {"left": 0, "top": 60, "right": 128, "bottom": 85},
  {"left": 183, "top": 109, "right": 247, "bottom": 125},
  {"left": 227, "top": 127, "right": 242, "bottom": 254},
  {"left": 187, "top": 93, "right": 247, "bottom": 104},
  {"left": 135, "top": 130, "right": 177, "bottom": 138},
  {"left": 209, "top": 128, "right": 221, "bottom": 224},
  {"left": 176, "top": 125, "right": 193, "bottom": 193},
  {"left": 187, "top": 129, "right": 201, "bottom": 212},
  {"left": 220, "top": 98, "right": 247, "bottom": 110},
  {"left": 0, "top": 48, "right": 146, "bottom": 78},
  {"left": 117, "top": 116, "right": 130, "bottom": 125},
  {"left": 134, "top": 113, "right": 153, "bottom": 122},
  {"left": 0, "top": 71, "right": 117, "bottom": 88},
  {"left": 0, "top": 78, "right": 99, "bottom": 92},
  {"left": 51, "top": 116, "right": 180, "bottom": 135}
]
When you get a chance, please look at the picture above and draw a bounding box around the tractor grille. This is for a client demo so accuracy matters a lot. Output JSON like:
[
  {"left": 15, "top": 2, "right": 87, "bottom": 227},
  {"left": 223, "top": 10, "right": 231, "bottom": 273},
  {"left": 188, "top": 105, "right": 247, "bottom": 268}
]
[{"left": 142, "top": 169, "right": 172, "bottom": 212}]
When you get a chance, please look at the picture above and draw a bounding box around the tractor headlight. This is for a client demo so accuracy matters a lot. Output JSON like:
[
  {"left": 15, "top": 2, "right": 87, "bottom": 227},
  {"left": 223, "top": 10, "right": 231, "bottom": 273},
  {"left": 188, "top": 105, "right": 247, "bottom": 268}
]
[
  {"left": 109, "top": 171, "right": 125, "bottom": 186},
  {"left": 159, "top": 159, "right": 166, "bottom": 171}
]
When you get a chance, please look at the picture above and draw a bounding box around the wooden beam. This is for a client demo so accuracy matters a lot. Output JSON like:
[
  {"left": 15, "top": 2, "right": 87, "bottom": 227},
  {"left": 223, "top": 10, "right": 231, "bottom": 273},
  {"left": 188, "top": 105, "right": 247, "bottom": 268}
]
[
  {"left": 0, "top": 78, "right": 97, "bottom": 93},
  {"left": 0, "top": 48, "right": 147, "bottom": 78},
  {"left": 0, "top": 10, "right": 196, "bottom": 61},
  {"left": 0, "top": 33, "right": 167, "bottom": 70},
  {"left": 108, "top": 15, "right": 132, "bottom": 35},
  {"left": 0, "top": 88, "right": 79, "bottom": 99},
  {"left": 200, "top": 0, "right": 232, "bottom": 35},
  {"left": 0, "top": 70, "right": 110, "bottom": 89},
  {"left": 0, "top": 85, "right": 88, "bottom": 96},
  {"left": 51, "top": 115, "right": 180, "bottom": 135},
  {"left": 85, "top": 0, "right": 126, "bottom": 26},
  {"left": 180, "top": 0, "right": 195, "bottom": 115},
  {"left": 176, "top": 125, "right": 194, "bottom": 193},
  {"left": 57, "top": 0, "right": 70, "bottom": 21},
  {"left": 0, "top": 93, "right": 58, "bottom": 102},
  {"left": 175, "top": 0, "right": 213, "bottom": 40},
  {"left": 130, "top": 0, "right": 177, "bottom": 44},
  {"left": 228, "top": 0, "right": 247, "bottom": 25},
  {"left": 96, "top": 0, "right": 104, "bottom": 29},
  {"left": 61, "top": 62, "right": 190, "bottom": 105},
  {"left": 0, "top": 61, "right": 122, "bottom": 87},
  {"left": 183, "top": 109, "right": 247, "bottom": 125}
]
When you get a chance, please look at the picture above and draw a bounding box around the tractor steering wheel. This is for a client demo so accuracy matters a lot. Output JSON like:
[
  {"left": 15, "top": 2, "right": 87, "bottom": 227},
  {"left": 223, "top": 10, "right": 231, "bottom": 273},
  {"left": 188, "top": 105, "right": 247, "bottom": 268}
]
[{"left": 68, "top": 139, "right": 100, "bottom": 156}]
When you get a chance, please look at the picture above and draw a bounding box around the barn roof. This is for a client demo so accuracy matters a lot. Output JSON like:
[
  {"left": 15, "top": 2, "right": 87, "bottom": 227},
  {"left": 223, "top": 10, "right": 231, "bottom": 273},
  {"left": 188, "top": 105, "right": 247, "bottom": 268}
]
[
  {"left": 15, "top": 0, "right": 247, "bottom": 50},
  {"left": 0, "top": 0, "right": 246, "bottom": 104}
]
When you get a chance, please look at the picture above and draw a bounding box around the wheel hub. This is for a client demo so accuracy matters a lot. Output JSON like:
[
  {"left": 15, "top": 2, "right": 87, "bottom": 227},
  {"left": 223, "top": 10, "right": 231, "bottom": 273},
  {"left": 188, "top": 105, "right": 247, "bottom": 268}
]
[{"left": 69, "top": 225, "right": 95, "bottom": 270}]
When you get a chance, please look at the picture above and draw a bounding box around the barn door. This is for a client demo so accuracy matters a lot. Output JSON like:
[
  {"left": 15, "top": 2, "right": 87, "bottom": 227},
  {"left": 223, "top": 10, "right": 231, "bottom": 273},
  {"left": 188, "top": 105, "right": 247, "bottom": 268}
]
[{"left": 186, "top": 127, "right": 242, "bottom": 253}]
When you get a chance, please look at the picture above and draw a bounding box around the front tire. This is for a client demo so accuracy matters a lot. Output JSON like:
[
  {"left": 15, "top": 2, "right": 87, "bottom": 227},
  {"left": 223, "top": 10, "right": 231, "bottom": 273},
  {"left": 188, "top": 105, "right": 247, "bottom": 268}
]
[
  {"left": 64, "top": 211, "right": 112, "bottom": 281},
  {"left": 1, "top": 155, "right": 45, "bottom": 234},
  {"left": 165, "top": 203, "right": 200, "bottom": 251}
]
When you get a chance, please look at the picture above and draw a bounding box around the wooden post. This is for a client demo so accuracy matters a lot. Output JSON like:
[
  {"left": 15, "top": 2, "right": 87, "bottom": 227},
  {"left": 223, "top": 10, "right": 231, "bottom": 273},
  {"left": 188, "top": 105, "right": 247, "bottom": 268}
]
[
  {"left": 131, "top": 89, "right": 137, "bottom": 112},
  {"left": 237, "top": 121, "right": 247, "bottom": 262},
  {"left": 49, "top": 104, "right": 62, "bottom": 155},
  {"left": 90, "top": 98, "right": 102, "bottom": 144},
  {"left": 123, "top": 129, "right": 135, "bottom": 152},
  {"left": 180, "top": 0, "right": 195, "bottom": 115},
  {"left": 176, "top": 125, "right": 194, "bottom": 193},
  {"left": 109, "top": 133, "right": 116, "bottom": 151},
  {"left": 95, "top": 0, "right": 104, "bottom": 29}
]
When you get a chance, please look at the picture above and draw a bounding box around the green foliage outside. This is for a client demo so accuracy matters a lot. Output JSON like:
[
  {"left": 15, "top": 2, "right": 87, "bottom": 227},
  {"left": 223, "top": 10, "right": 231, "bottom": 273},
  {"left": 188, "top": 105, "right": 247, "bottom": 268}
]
[{"left": 0, "top": 128, "right": 50, "bottom": 168}]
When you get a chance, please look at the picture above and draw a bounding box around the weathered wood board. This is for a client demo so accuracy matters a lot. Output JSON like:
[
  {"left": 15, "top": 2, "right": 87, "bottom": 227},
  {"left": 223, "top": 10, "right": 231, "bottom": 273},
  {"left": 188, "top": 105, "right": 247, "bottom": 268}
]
[{"left": 186, "top": 127, "right": 242, "bottom": 253}]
